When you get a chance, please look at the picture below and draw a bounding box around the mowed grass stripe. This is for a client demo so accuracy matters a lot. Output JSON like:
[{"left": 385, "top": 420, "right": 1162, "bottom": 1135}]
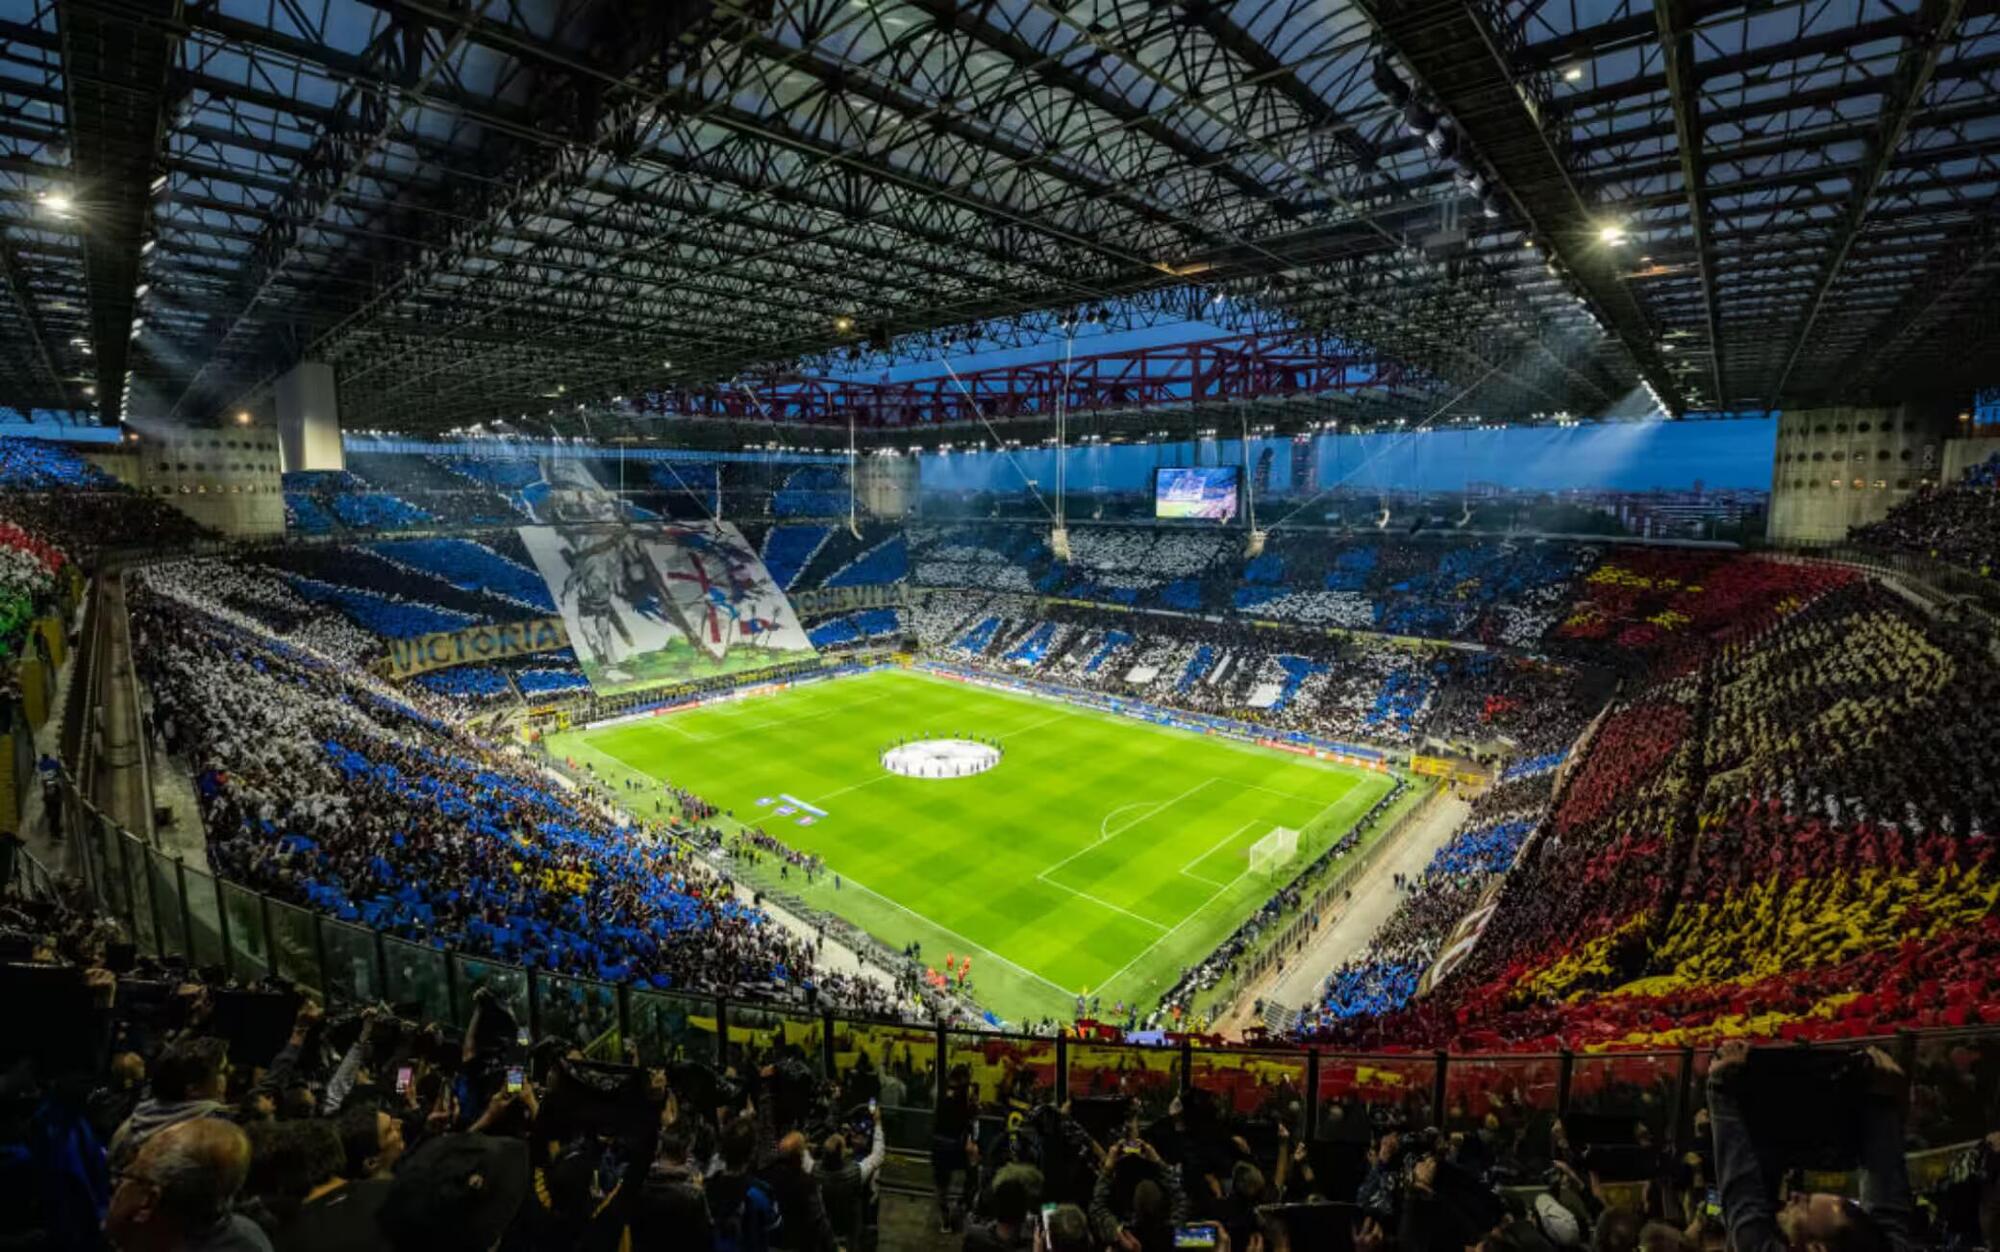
[{"left": 551, "top": 668, "right": 1394, "bottom": 1024}]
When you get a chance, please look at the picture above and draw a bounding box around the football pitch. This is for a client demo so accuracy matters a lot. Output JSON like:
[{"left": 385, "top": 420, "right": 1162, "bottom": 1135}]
[{"left": 548, "top": 667, "right": 1399, "bottom": 1025}]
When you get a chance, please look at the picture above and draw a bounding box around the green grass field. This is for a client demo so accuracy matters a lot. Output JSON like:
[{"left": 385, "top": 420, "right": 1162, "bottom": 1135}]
[{"left": 548, "top": 668, "right": 1397, "bottom": 1025}]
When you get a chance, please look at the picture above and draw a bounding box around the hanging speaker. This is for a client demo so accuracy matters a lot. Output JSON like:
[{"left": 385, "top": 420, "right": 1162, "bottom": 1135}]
[
  {"left": 1049, "top": 526, "right": 1071, "bottom": 561},
  {"left": 1245, "top": 529, "right": 1267, "bottom": 558}
]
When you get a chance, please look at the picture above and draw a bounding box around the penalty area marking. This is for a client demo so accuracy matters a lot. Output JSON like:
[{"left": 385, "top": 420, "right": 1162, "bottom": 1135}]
[
  {"left": 1179, "top": 819, "right": 1260, "bottom": 887},
  {"left": 1241, "top": 780, "right": 1358, "bottom": 806},
  {"left": 1043, "top": 777, "right": 1222, "bottom": 881},
  {"left": 817, "top": 869, "right": 1078, "bottom": 1000},
  {"left": 1093, "top": 866, "right": 1251, "bottom": 1002},
  {"left": 1032, "top": 876, "right": 1172, "bottom": 933}
]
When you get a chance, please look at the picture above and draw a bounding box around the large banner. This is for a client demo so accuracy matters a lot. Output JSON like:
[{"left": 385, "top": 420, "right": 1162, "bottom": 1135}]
[
  {"left": 518, "top": 520, "right": 816, "bottom": 694},
  {"left": 386, "top": 617, "right": 570, "bottom": 678}
]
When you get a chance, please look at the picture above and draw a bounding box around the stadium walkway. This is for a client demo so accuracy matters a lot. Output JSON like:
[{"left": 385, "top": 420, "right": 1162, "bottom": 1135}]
[{"left": 1221, "top": 790, "right": 1470, "bottom": 1033}]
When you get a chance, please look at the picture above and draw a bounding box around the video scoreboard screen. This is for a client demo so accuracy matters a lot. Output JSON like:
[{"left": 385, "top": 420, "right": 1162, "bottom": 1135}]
[{"left": 1154, "top": 466, "right": 1240, "bottom": 521}]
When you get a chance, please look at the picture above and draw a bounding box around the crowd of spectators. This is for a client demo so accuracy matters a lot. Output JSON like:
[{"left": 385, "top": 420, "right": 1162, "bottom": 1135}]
[
  {"left": 0, "top": 438, "right": 209, "bottom": 663},
  {"left": 1154, "top": 780, "right": 1410, "bottom": 1034},
  {"left": 910, "top": 593, "right": 1591, "bottom": 754},
  {"left": 908, "top": 525, "right": 1605, "bottom": 652},
  {"left": 1305, "top": 775, "right": 1552, "bottom": 1031},
  {"left": 1310, "top": 570, "right": 2000, "bottom": 1053},
  {"left": 1851, "top": 451, "right": 2000, "bottom": 575},
  {"left": 126, "top": 567, "right": 907, "bottom": 1020},
  {"left": 8, "top": 883, "right": 2000, "bottom": 1252},
  {"left": 0, "top": 440, "right": 209, "bottom": 562}
]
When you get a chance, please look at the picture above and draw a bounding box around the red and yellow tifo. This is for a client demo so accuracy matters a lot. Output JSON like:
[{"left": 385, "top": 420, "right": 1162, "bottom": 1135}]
[{"left": 1305, "top": 552, "right": 2000, "bottom": 1054}]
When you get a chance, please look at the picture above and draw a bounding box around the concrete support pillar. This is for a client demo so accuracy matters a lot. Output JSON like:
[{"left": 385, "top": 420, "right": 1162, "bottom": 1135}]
[
  {"left": 855, "top": 454, "right": 916, "bottom": 517},
  {"left": 1766, "top": 405, "right": 1945, "bottom": 544},
  {"left": 275, "top": 362, "right": 343, "bottom": 472}
]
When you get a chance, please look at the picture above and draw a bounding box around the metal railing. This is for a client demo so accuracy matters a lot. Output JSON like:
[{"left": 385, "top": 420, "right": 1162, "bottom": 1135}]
[
  {"left": 53, "top": 774, "right": 2000, "bottom": 1164},
  {"left": 36, "top": 534, "right": 2000, "bottom": 1168},
  {"left": 1203, "top": 785, "right": 1438, "bottom": 1017}
]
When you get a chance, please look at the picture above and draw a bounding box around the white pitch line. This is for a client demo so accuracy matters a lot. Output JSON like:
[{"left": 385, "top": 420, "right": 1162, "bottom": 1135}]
[
  {"left": 1033, "top": 875, "right": 1172, "bottom": 933},
  {"left": 1095, "top": 868, "right": 1251, "bottom": 998},
  {"left": 1041, "top": 777, "right": 1220, "bottom": 880},
  {"left": 581, "top": 722, "right": 1078, "bottom": 1001},
  {"left": 811, "top": 772, "right": 896, "bottom": 804},
  {"left": 648, "top": 717, "right": 705, "bottom": 740},
  {"left": 831, "top": 872, "right": 1077, "bottom": 998},
  {"left": 996, "top": 709, "right": 1075, "bottom": 740},
  {"left": 1181, "top": 819, "right": 1259, "bottom": 876},
  {"left": 1099, "top": 801, "right": 1151, "bottom": 839},
  {"left": 722, "top": 689, "right": 895, "bottom": 736},
  {"left": 1241, "top": 782, "right": 1340, "bottom": 806}
]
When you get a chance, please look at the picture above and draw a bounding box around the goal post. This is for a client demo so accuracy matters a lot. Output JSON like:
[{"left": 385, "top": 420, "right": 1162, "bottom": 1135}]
[{"left": 1247, "top": 826, "right": 1300, "bottom": 879}]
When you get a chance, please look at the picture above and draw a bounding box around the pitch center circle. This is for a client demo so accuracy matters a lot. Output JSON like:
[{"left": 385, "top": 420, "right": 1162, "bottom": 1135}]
[{"left": 881, "top": 737, "right": 1002, "bottom": 780}]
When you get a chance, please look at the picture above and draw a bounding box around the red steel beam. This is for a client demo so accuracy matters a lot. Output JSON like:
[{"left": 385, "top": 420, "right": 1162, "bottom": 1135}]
[{"left": 626, "top": 333, "right": 1418, "bottom": 426}]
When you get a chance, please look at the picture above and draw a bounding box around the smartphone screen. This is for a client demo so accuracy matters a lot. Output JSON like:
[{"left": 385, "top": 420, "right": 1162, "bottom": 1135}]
[
  {"left": 395, "top": 1066, "right": 413, "bottom": 1095},
  {"left": 505, "top": 1065, "right": 525, "bottom": 1093},
  {"left": 868, "top": 1097, "right": 878, "bottom": 1111},
  {"left": 516, "top": 1027, "right": 530, "bottom": 1047},
  {"left": 1039, "top": 1204, "right": 1058, "bottom": 1241},
  {"left": 1173, "top": 1226, "right": 1219, "bottom": 1250}
]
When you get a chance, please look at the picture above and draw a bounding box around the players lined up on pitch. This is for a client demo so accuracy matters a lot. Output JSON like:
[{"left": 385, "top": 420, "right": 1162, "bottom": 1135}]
[{"left": 879, "top": 733, "right": 1006, "bottom": 779}]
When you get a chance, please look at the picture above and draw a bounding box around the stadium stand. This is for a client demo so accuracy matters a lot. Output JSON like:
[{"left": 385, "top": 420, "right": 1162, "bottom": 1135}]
[
  {"left": 772, "top": 466, "right": 850, "bottom": 517},
  {"left": 1307, "top": 774, "right": 1555, "bottom": 1029},
  {"left": 126, "top": 569, "right": 914, "bottom": 1018},
  {"left": 7, "top": 487, "right": 2000, "bottom": 1252},
  {"left": 1852, "top": 451, "right": 2000, "bottom": 575},
  {"left": 759, "top": 523, "right": 832, "bottom": 591},
  {"left": 0, "top": 440, "right": 208, "bottom": 560},
  {"left": 340, "top": 453, "right": 525, "bottom": 526},
  {"left": 1307, "top": 566, "right": 2000, "bottom": 1053},
  {"left": 363, "top": 538, "right": 556, "bottom": 614},
  {"left": 908, "top": 524, "right": 1607, "bottom": 651},
  {"left": 4, "top": 885, "right": 1994, "bottom": 1252},
  {"left": 908, "top": 593, "right": 1593, "bottom": 752}
]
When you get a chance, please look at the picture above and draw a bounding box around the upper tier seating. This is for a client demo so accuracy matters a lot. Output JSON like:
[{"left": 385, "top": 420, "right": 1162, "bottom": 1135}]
[
  {"left": 1851, "top": 451, "right": 2000, "bottom": 576},
  {"left": 1303, "top": 571, "right": 2000, "bottom": 1050}
]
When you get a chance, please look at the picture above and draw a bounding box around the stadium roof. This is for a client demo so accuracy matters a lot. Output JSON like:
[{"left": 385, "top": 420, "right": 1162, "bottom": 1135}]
[{"left": 2, "top": 0, "right": 1996, "bottom": 437}]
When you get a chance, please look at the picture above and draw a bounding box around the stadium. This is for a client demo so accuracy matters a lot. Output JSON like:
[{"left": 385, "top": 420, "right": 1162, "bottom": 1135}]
[{"left": 1, "top": 0, "right": 1999, "bottom": 1249}]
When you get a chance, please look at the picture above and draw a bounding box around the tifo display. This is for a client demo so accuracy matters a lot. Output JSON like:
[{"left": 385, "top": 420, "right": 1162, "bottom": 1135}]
[
  {"left": 517, "top": 520, "right": 816, "bottom": 693},
  {"left": 13, "top": 0, "right": 2000, "bottom": 1238},
  {"left": 3, "top": 428, "right": 2000, "bottom": 1248}
]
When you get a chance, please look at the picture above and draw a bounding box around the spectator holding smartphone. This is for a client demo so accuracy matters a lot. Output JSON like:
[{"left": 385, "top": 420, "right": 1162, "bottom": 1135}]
[{"left": 1706, "top": 1041, "right": 1916, "bottom": 1252}]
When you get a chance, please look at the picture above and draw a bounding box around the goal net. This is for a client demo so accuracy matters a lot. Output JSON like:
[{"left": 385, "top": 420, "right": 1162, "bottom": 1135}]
[{"left": 1247, "top": 826, "right": 1300, "bottom": 879}]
